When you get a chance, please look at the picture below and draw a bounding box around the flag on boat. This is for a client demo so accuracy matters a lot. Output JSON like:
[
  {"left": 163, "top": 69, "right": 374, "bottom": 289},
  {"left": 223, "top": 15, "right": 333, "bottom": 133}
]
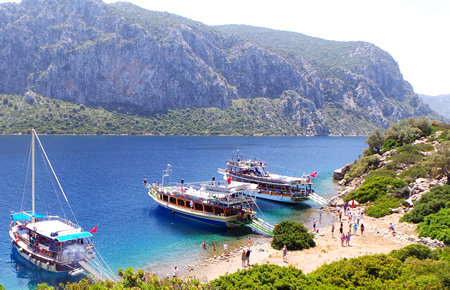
[
  {"left": 89, "top": 225, "right": 98, "bottom": 233},
  {"left": 309, "top": 171, "right": 318, "bottom": 178}
]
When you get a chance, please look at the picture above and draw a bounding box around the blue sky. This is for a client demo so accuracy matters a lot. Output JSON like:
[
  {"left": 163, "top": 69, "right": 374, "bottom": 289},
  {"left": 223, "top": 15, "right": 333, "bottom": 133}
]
[{"left": 1, "top": 0, "right": 449, "bottom": 96}]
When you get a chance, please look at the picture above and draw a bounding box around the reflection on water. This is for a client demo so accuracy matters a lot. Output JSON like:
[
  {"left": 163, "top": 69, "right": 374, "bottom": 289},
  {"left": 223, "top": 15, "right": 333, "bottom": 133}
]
[{"left": 10, "top": 248, "right": 82, "bottom": 288}]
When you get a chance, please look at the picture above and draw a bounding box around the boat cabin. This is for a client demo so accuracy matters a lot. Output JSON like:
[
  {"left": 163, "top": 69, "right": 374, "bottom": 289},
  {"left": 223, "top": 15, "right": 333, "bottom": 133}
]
[
  {"left": 11, "top": 212, "right": 94, "bottom": 265},
  {"left": 154, "top": 184, "right": 255, "bottom": 218}
]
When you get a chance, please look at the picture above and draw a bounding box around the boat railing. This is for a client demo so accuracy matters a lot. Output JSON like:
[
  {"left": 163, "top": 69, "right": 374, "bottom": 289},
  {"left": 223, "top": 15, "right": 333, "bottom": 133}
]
[
  {"left": 157, "top": 187, "right": 256, "bottom": 208},
  {"left": 15, "top": 230, "right": 94, "bottom": 262},
  {"left": 42, "top": 215, "right": 82, "bottom": 231}
]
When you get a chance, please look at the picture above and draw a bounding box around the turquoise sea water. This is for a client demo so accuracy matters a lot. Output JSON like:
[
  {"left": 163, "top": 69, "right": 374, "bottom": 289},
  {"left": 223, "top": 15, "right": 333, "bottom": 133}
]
[{"left": 0, "top": 136, "right": 366, "bottom": 288}]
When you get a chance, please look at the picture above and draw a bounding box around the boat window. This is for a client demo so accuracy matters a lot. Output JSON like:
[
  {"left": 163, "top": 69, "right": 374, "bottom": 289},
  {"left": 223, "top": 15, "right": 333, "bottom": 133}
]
[
  {"left": 162, "top": 195, "right": 168, "bottom": 201},
  {"left": 178, "top": 199, "right": 185, "bottom": 206},
  {"left": 215, "top": 207, "right": 224, "bottom": 215},
  {"left": 194, "top": 203, "right": 203, "bottom": 211},
  {"left": 204, "top": 205, "right": 213, "bottom": 213},
  {"left": 169, "top": 197, "right": 176, "bottom": 204}
]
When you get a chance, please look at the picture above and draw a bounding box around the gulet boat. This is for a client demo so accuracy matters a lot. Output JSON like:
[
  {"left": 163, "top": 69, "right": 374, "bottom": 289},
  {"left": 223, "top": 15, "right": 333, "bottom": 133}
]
[
  {"left": 219, "top": 154, "right": 322, "bottom": 204},
  {"left": 145, "top": 165, "right": 274, "bottom": 236},
  {"left": 9, "top": 129, "right": 116, "bottom": 281}
]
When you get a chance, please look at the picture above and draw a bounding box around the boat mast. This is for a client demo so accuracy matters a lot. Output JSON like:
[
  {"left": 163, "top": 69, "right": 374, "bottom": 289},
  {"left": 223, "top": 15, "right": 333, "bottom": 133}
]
[{"left": 31, "top": 128, "right": 35, "bottom": 223}]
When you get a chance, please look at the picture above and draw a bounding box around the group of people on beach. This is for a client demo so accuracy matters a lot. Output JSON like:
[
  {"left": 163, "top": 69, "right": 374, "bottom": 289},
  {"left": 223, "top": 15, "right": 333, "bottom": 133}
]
[{"left": 329, "top": 203, "right": 365, "bottom": 247}]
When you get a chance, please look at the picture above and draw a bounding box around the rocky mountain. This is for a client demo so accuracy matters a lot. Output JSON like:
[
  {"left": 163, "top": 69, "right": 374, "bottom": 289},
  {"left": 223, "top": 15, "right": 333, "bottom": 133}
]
[
  {"left": 418, "top": 94, "right": 450, "bottom": 119},
  {"left": 0, "top": 0, "right": 440, "bottom": 135}
]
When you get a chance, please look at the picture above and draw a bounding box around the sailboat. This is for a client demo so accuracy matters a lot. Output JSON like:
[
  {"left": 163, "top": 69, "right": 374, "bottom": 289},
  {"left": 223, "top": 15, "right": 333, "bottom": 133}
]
[{"left": 9, "top": 129, "right": 116, "bottom": 280}]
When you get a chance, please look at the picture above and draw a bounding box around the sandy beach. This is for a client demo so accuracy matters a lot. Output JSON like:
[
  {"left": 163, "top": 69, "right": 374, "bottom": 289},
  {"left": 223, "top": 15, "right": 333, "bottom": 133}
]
[{"left": 183, "top": 211, "right": 418, "bottom": 283}]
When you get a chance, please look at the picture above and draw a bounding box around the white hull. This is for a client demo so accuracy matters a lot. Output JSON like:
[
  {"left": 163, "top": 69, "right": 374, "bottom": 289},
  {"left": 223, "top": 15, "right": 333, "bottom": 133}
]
[
  {"left": 9, "top": 229, "right": 59, "bottom": 272},
  {"left": 247, "top": 192, "right": 307, "bottom": 204},
  {"left": 12, "top": 242, "right": 58, "bottom": 272}
]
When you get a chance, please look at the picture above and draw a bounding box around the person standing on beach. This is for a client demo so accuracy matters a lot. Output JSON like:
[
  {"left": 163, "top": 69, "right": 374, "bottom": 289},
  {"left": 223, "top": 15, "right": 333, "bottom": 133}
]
[
  {"left": 339, "top": 223, "right": 344, "bottom": 235},
  {"left": 331, "top": 224, "right": 335, "bottom": 238},
  {"left": 282, "top": 245, "right": 288, "bottom": 263},
  {"left": 346, "top": 231, "right": 351, "bottom": 246},
  {"left": 201, "top": 241, "right": 207, "bottom": 250},
  {"left": 340, "top": 234, "right": 346, "bottom": 247},
  {"left": 344, "top": 202, "right": 348, "bottom": 214},
  {"left": 313, "top": 218, "right": 316, "bottom": 232},
  {"left": 212, "top": 240, "right": 216, "bottom": 251},
  {"left": 224, "top": 241, "right": 228, "bottom": 255},
  {"left": 353, "top": 223, "right": 358, "bottom": 235},
  {"left": 241, "top": 249, "right": 247, "bottom": 267},
  {"left": 361, "top": 223, "right": 365, "bottom": 236},
  {"left": 246, "top": 248, "right": 251, "bottom": 266},
  {"left": 319, "top": 208, "right": 323, "bottom": 221},
  {"left": 247, "top": 237, "right": 251, "bottom": 248}
]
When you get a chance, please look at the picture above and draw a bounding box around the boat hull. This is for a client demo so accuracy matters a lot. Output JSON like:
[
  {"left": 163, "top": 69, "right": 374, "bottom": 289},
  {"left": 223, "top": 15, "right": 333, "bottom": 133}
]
[
  {"left": 221, "top": 173, "right": 311, "bottom": 204},
  {"left": 10, "top": 238, "right": 60, "bottom": 273},
  {"left": 149, "top": 191, "right": 238, "bottom": 228},
  {"left": 248, "top": 191, "right": 309, "bottom": 204},
  {"left": 158, "top": 204, "right": 229, "bottom": 227}
]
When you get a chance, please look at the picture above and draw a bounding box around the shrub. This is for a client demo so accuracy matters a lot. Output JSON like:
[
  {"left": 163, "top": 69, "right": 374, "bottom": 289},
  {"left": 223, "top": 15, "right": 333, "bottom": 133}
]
[
  {"left": 417, "top": 207, "right": 450, "bottom": 245},
  {"left": 308, "top": 254, "right": 403, "bottom": 288},
  {"left": 344, "top": 154, "right": 380, "bottom": 182},
  {"left": 366, "top": 168, "right": 397, "bottom": 179},
  {"left": 366, "top": 196, "right": 403, "bottom": 218},
  {"left": 388, "top": 144, "right": 423, "bottom": 166},
  {"left": 399, "top": 164, "right": 429, "bottom": 183},
  {"left": 344, "top": 175, "right": 407, "bottom": 203},
  {"left": 367, "top": 129, "right": 384, "bottom": 154},
  {"left": 389, "top": 244, "right": 434, "bottom": 262},
  {"left": 414, "top": 143, "right": 434, "bottom": 152},
  {"left": 382, "top": 138, "right": 399, "bottom": 152},
  {"left": 271, "top": 221, "right": 315, "bottom": 251},
  {"left": 401, "top": 185, "right": 450, "bottom": 223},
  {"left": 210, "top": 264, "right": 308, "bottom": 289},
  {"left": 427, "top": 141, "right": 450, "bottom": 183}
]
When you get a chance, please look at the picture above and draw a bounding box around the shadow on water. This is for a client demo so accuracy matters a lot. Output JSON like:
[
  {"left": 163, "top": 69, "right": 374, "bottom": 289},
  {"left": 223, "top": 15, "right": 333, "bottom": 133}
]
[{"left": 10, "top": 248, "right": 82, "bottom": 288}]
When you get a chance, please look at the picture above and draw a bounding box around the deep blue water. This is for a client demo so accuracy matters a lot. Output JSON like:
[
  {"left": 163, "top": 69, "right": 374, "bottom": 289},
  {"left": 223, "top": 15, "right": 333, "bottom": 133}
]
[{"left": 0, "top": 136, "right": 366, "bottom": 288}]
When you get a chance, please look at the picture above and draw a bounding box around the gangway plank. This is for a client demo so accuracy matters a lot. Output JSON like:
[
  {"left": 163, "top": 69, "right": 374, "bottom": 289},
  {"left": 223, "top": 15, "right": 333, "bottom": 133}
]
[
  {"left": 308, "top": 192, "right": 328, "bottom": 206},
  {"left": 78, "top": 260, "right": 107, "bottom": 282},
  {"left": 231, "top": 218, "right": 274, "bottom": 236}
]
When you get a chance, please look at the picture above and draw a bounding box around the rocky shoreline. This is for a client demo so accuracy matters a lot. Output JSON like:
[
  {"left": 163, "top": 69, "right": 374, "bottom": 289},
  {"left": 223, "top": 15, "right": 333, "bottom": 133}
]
[{"left": 181, "top": 132, "right": 447, "bottom": 282}]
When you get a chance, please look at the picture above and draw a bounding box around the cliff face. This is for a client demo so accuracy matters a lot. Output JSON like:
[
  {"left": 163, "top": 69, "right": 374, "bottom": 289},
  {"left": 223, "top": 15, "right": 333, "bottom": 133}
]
[{"left": 0, "top": 0, "right": 438, "bottom": 135}]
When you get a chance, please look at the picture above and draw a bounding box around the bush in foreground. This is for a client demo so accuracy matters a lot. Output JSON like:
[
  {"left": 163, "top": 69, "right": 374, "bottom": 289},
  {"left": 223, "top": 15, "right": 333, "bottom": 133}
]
[
  {"left": 390, "top": 244, "right": 434, "bottom": 262},
  {"left": 209, "top": 264, "right": 307, "bottom": 289},
  {"left": 271, "top": 221, "right": 315, "bottom": 251},
  {"left": 42, "top": 244, "right": 450, "bottom": 289}
]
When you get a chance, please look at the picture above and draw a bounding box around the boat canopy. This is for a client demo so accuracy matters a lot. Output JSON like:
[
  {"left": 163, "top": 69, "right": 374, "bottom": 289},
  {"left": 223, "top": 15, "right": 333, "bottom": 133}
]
[
  {"left": 56, "top": 232, "right": 92, "bottom": 242},
  {"left": 11, "top": 212, "right": 47, "bottom": 221}
]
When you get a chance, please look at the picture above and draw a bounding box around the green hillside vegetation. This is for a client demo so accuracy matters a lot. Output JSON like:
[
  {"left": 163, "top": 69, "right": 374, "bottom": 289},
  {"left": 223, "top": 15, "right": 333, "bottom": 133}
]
[
  {"left": 0, "top": 93, "right": 376, "bottom": 135},
  {"left": 107, "top": 2, "right": 212, "bottom": 40},
  {"left": 215, "top": 25, "right": 371, "bottom": 77},
  {"left": 33, "top": 245, "right": 449, "bottom": 289},
  {"left": 342, "top": 118, "right": 450, "bottom": 243}
]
